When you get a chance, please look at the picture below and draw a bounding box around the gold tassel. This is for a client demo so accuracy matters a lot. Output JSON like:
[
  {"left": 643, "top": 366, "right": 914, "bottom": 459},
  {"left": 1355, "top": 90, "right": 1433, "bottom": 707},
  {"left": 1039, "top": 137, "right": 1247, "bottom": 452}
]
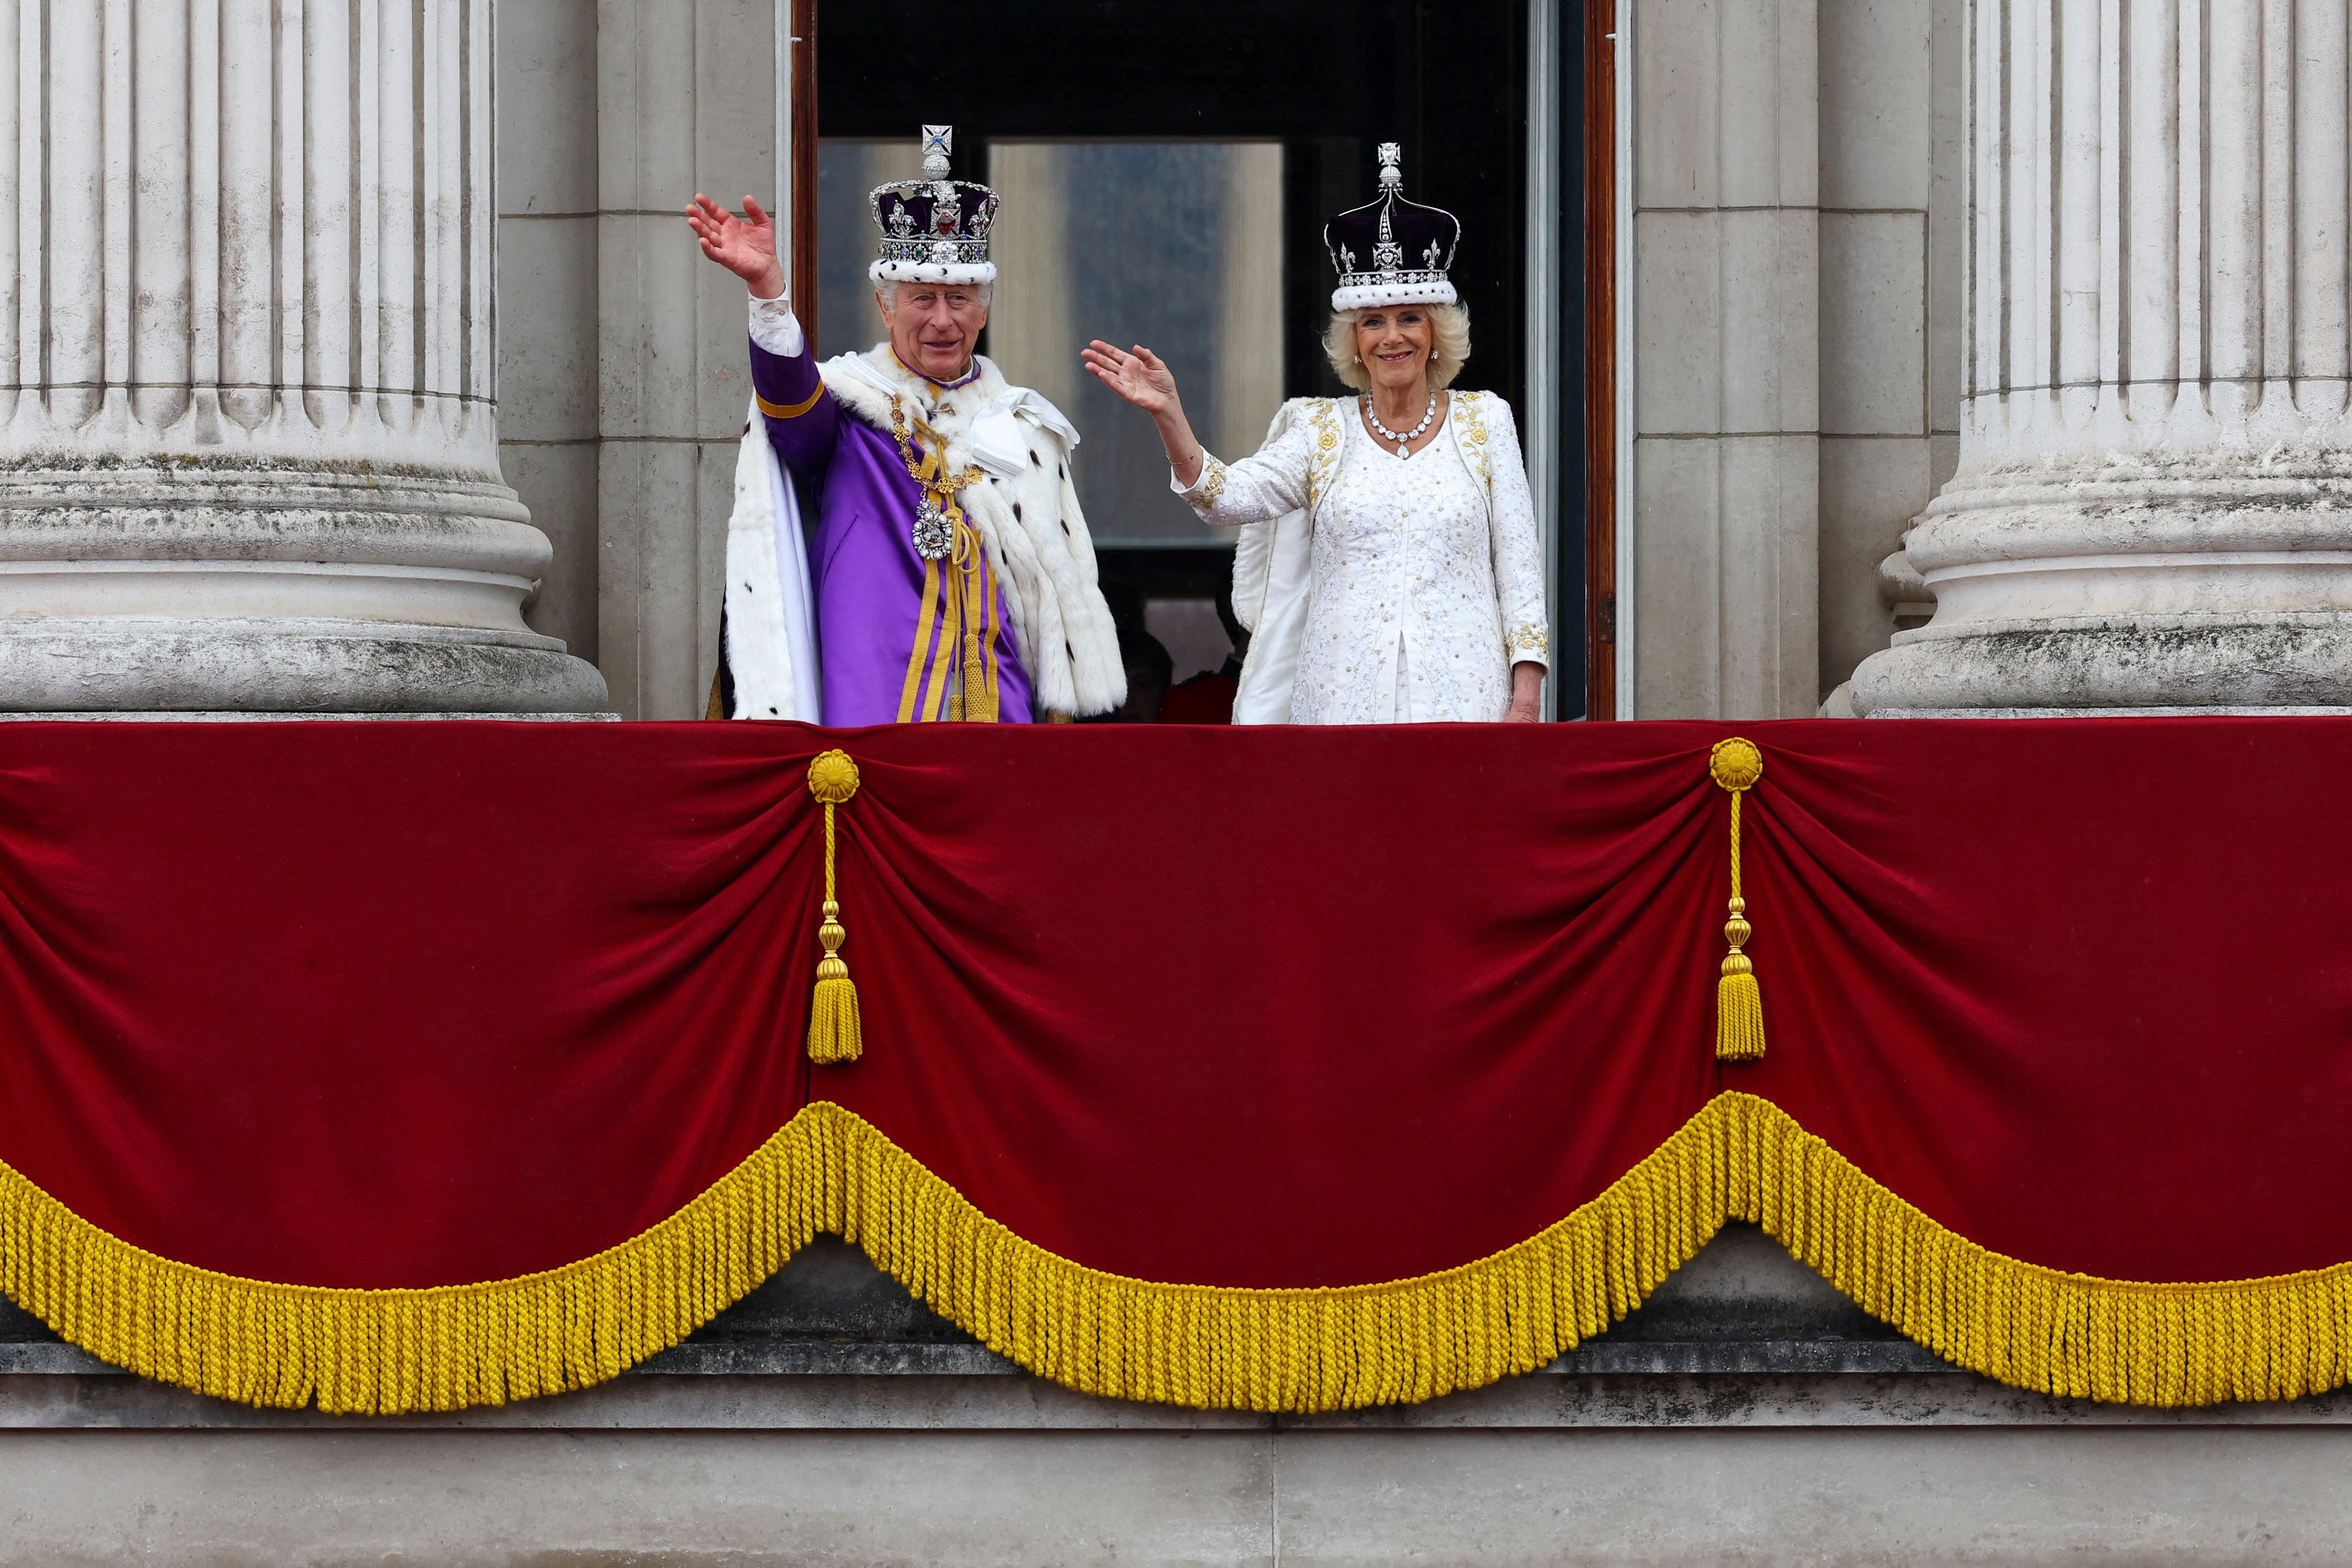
[
  {"left": 806, "top": 749, "right": 864, "bottom": 1065},
  {"left": 1709, "top": 736, "right": 1767, "bottom": 1060}
]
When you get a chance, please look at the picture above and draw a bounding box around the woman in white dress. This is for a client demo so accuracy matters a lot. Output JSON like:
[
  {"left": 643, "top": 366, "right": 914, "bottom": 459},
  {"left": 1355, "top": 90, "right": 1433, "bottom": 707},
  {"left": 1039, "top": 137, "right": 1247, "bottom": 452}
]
[{"left": 1084, "top": 144, "right": 1549, "bottom": 724}]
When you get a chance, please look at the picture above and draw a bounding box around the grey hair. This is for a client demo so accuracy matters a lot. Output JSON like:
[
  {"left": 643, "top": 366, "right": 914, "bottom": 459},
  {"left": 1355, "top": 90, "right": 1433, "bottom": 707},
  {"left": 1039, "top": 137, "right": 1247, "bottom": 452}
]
[
  {"left": 876, "top": 279, "right": 995, "bottom": 313},
  {"left": 1324, "top": 301, "right": 1471, "bottom": 391}
]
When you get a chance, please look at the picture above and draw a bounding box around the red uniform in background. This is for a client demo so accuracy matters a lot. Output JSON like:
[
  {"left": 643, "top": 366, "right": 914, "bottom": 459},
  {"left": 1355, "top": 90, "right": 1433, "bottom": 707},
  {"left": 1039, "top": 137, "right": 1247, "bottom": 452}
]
[{"left": 1157, "top": 659, "right": 1241, "bottom": 724}]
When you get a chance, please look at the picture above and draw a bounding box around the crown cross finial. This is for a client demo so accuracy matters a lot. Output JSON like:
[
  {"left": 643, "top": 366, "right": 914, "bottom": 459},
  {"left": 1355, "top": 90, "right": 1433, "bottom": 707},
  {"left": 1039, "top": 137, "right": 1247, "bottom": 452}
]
[
  {"left": 1377, "top": 142, "right": 1403, "bottom": 190},
  {"left": 921, "top": 125, "right": 953, "bottom": 179}
]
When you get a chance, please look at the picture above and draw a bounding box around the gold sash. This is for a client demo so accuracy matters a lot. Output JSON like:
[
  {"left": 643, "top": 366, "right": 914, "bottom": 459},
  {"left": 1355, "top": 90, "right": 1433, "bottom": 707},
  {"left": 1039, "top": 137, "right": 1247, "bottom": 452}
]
[{"left": 892, "top": 427, "right": 1003, "bottom": 724}]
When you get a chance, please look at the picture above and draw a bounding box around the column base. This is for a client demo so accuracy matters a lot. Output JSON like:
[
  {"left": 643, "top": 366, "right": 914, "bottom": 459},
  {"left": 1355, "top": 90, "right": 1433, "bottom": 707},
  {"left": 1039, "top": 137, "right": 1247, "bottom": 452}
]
[
  {"left": 0, "top": 619, "right": 610, "bottom": 715},
  {"left": 1868, "top": 706, "right": 2352, "bottom": 718},
  {"left": 1850, "top": 612, "right": 2352, "bottom": 716}
]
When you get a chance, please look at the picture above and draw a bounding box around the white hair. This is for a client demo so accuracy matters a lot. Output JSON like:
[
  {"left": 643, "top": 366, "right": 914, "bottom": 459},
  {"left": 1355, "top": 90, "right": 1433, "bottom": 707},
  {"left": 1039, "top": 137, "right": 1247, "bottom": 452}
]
[
  {"left": 1325, "top": 301, "right": 1471, "bottom": 391},
  {"left": 876, "top": 279, "right": 994, "bottom": 313}
]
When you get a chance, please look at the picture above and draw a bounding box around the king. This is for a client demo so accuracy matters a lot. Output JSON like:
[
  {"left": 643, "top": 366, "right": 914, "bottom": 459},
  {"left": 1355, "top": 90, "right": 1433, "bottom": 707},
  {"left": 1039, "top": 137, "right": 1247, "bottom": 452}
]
[{"left": 686, "top": 126, "right": 1124, "bottom": 723}]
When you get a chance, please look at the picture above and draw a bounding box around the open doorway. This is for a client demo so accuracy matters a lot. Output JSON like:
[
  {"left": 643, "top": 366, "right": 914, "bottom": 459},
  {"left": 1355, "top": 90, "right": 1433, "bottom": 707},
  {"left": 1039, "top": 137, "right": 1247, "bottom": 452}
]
[{"left": 806, "top": 0, "right": 1608, "bottom": 716}]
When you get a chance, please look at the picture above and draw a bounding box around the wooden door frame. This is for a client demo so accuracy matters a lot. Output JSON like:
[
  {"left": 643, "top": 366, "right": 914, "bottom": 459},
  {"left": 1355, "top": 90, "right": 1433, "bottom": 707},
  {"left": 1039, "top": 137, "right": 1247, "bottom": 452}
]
[
  {"left": 788, "top": 0, "right": 821, "bottom": 352},
  {"left": 1580, "top": 0, "right": 1618, "bottom": 719}
]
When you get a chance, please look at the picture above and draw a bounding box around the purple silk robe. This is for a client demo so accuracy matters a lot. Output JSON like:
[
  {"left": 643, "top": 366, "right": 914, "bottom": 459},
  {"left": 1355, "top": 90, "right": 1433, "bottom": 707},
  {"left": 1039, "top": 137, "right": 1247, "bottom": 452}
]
[{"left": 751, "top": 337, "right": 1035, "bottom": 725}]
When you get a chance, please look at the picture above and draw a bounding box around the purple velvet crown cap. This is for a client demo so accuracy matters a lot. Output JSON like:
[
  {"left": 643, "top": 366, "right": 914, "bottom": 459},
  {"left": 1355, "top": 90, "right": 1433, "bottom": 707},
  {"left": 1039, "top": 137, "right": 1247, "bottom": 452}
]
[
  {"left": 869, "top": 124, "right": 1000, "bottom": 286},
  {"left": 1323, "top": 143, "right": 1460, "bottom": 311}
]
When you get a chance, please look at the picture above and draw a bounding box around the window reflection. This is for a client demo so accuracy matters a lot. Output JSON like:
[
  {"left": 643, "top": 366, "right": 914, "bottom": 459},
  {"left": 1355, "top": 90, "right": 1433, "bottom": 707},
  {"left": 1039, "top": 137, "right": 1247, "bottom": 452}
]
[
  {"left": 989, "top": 141, "right": 1283, "bottom": 545},
  {"left": 815, "top": 139, "right": 895, "bottom": 360}
]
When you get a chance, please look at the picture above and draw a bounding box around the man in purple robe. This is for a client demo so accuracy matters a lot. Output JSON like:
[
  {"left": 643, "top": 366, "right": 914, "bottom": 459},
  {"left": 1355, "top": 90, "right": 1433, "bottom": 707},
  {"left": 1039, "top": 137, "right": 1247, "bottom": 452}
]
[{"left": 685, "top": 126, "right": 1123, "bottom": 724}]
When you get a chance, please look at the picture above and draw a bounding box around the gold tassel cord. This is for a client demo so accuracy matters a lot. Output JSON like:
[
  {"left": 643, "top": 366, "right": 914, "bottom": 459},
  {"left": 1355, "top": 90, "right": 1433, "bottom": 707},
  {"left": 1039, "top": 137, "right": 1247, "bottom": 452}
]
[
  {"left": 805, "top": 750, "right": 864, "bottom": 1065},
  {"left": 952, "top": 523, "right": 1001, "bottom": 724},
  {"left": 1709, "top": 736, "right": 1767, "bottom": 1061},
  {"left": 6, "top": 1094, "right": 2352, "bottom": 1415}
]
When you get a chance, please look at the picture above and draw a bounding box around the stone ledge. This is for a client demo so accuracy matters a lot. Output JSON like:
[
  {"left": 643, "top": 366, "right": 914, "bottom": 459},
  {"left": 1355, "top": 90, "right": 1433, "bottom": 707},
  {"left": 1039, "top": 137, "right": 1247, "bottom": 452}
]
[
  {"left": 1, "top": 1363, "right": 2347, "bottom": 1430},
  {"left": 0, "top": 1337, "right": 1951, "bottom": 1381},
  {"left": 6, "top": 1230, "right": 2331, "bottom": 1430}
]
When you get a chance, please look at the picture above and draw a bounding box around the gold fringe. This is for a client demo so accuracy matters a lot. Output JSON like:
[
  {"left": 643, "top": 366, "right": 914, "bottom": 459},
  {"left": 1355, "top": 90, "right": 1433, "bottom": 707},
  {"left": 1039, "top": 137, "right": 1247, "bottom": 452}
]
[
  {"left": 5, "top": 1094, "right": 2350, "bottom": 1414},
  {"left": 0, "top": 1104, "right": 842, "bottom": 1414}
]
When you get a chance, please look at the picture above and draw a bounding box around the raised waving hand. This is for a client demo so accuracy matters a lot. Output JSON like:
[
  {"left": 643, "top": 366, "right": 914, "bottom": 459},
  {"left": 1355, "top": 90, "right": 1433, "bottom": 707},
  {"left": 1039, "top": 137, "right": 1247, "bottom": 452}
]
[
  {"left": 1083, "top": 341, "right": 1203, "bottom": 486},
  {"left": 685, "top": 193, "right": 785, "bottom": 299}
]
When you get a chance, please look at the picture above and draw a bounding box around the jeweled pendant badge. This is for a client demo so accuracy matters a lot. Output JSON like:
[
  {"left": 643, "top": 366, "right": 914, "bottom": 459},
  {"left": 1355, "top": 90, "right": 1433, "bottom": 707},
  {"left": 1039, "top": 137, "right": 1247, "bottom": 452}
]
[{"left": 912, "top": 497, "right": 955, "bottom": 560}]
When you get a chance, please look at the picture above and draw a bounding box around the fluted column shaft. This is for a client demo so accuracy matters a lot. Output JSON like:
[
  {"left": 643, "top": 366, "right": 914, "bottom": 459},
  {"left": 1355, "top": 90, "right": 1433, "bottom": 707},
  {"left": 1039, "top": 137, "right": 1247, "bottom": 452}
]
[
  {"left": 1854, "top": 0, "right": 2352, "bottom": 715},
  {"left": 0, "top": 0, "right": 603, "bottom": 713}
]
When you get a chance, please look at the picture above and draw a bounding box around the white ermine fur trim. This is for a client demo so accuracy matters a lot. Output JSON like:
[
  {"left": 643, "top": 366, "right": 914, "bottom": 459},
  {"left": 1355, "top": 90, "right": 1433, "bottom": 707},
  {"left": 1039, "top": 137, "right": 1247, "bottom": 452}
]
[
  {"left": 724, "top": 400, "right": 823, "bottom": 720},
  {"left": 1330, "top": 279, "right": 1459, "bottom": 310},
  {"left": 869, "top": 259, "right": 999, "bottom": 286},
  {"left": 819, "top": 347, "right": 1125, "bottom": 717}
]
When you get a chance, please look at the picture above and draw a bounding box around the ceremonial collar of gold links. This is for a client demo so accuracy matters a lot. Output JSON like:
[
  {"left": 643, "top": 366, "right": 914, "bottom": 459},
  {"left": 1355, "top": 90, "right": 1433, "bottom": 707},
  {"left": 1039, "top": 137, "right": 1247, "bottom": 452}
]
[{"left": 888, "top": 395, "right": 983, "bottom": 561}]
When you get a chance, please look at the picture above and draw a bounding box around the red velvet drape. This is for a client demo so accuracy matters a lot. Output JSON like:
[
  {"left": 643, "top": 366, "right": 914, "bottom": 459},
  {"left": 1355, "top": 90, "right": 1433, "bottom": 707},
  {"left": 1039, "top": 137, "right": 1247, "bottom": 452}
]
[{"left": 0, "top": 718, "right": 2343, "bottom": 1293}]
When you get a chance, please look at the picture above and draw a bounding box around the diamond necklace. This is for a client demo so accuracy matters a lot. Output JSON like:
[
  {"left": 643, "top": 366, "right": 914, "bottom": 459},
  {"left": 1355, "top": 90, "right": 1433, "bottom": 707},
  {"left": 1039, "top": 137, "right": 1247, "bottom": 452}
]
[{"left": 1364, "top": 390, "right": 1438, "bottom": 456}]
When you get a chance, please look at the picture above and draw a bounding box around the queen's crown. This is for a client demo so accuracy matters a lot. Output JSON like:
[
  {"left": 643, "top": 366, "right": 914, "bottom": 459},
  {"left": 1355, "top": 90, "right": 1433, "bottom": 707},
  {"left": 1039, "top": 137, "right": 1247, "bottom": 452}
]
[{"left": 1322, "top": 143, "right": 1461, "bottom": 311}]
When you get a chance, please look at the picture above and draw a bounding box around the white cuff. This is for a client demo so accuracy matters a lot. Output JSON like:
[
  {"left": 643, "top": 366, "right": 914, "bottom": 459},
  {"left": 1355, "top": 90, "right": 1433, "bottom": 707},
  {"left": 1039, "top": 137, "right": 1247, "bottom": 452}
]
[
  {"left": 1170, "top": 455, "right": 1223, "bottom": 501},
  {"left": 748, "top": 292, "right": 804, "bottom": 358}
]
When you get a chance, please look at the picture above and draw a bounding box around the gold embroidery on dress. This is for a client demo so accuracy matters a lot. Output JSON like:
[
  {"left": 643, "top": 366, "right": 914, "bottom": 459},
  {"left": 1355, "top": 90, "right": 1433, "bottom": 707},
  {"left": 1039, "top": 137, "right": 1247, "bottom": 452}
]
[
  {"left": 1199, "top": 456, "right": 1229, "bottom": 505},
  {"left": 1506, "top": 623, "right": 1551, "bottom": 663},
  {"left": 1456, "top": 391, "right": 1492, "bottom": 488},
  {"left": 1305, "top": 398, "right": 1341, "bottom": 509}
]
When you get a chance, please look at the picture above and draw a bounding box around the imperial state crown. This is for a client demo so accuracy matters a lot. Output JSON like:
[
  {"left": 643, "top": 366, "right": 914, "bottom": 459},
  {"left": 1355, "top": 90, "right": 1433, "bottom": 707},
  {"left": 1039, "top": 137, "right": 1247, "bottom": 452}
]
[{"left": 869, "top": 124, "right": 1000, "bottom": 287}]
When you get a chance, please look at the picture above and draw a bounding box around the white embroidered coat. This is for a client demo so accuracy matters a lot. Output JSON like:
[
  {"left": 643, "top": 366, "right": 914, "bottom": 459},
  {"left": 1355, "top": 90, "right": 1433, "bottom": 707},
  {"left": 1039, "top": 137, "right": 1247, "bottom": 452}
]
[{"left": 1177, "top": 392, "right": 1550, "bottom": 724}]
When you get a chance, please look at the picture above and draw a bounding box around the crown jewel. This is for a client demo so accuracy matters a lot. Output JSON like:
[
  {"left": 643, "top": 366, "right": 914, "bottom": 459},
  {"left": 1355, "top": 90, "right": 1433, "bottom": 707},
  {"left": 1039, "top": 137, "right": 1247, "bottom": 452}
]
[
  {"left": 869, "top": 124, "right": 1000, "bottom": 287},
  {"left": 1323, "top": 143, "right": 1460, "bottom": 312}
]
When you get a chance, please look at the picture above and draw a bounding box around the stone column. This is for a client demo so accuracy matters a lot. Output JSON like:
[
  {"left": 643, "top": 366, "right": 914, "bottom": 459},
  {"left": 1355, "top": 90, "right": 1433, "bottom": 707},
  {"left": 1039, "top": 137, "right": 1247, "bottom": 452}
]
[
  {"left": 0, "top": 0, "right": 605, "bottom": 713},
  {"left": 1853, "top": 0, "right": 2352, "bottom": 715}
]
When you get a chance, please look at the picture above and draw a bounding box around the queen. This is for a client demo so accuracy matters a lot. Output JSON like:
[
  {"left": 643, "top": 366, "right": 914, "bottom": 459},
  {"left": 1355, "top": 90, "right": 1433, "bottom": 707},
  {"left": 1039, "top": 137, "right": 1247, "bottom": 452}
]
[{"left": 1085, "top": 145, "right": 1549, "bottom": 724}]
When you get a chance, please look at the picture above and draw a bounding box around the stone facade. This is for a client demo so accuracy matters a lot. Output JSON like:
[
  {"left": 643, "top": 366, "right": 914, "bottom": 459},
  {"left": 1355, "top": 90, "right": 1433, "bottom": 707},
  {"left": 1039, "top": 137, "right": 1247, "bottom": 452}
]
[
  {"left": 500, "top": 0, "right": 778, "bottom": 720},
  {"left": 492, "top": 0, "right": 1975, "bottom": 723},
  {"left": 1629, "top": 0, "right": 1964, "bottom": 719},
  {"left": 1854, "top": 0, "right": 2352, "bottom": 715},
  {"left": 7, "top": 0, "right": 2338, "bottom": 720},
  {"left": 0, "top": 0, "right": 604, "bottom": 714},
  {"left": 3, "top": 3, "right": 2351, "bottom": 1562}
]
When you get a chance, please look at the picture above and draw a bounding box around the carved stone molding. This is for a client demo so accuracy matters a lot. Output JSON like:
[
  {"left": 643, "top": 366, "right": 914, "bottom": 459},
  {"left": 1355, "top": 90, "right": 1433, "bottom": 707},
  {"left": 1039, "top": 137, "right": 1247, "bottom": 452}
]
[
  {"left": 0, "top": 0, "right": 604, "bottom": 712},
  {"left": 1855, "top": 0, "right": 2352, "bottom": 715}
]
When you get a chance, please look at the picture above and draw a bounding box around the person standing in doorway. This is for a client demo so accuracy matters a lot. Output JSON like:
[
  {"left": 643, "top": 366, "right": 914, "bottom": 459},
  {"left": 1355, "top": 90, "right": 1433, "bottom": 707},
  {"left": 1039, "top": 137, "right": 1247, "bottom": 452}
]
[
  {"left": 687, "top": 125, "right": 1124, "bottom": 723},
  {"left": 1084, "top": 143, "right": 1547, "bottom": 724}
]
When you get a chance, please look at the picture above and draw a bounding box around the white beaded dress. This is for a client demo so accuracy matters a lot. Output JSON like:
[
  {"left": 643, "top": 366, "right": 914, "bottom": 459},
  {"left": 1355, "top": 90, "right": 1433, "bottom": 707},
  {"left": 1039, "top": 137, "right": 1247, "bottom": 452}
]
[{"left": 1175, "top": 392, "right": 1550, "bottom": 723}]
